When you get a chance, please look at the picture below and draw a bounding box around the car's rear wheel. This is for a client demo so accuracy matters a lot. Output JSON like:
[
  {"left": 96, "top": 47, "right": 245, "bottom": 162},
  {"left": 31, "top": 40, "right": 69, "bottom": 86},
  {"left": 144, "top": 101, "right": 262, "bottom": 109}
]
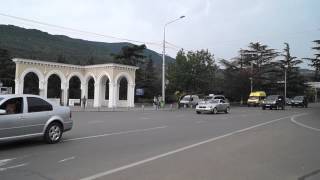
[
  {"left": 44, "top": 122, "right": 63, "bottom": 144},
  {"left": 225, "top": 107, "right": 230, "bottom": 114},
  {"left": 213, "top": 108, "right": 218, "bottom": 114}
]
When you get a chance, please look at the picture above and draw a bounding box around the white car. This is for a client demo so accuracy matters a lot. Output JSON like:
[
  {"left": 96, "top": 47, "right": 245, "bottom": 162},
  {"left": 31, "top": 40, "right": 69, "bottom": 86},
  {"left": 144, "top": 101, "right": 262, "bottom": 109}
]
[{"left": 196, "top": 99, "right": 230, "bottom": 114}]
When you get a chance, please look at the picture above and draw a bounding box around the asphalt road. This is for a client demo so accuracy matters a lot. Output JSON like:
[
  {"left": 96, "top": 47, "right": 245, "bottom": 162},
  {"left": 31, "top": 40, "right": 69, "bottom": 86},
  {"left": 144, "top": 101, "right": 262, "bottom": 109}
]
[{"left": 0, "top": 104, "right": 320, "bottom": 180}]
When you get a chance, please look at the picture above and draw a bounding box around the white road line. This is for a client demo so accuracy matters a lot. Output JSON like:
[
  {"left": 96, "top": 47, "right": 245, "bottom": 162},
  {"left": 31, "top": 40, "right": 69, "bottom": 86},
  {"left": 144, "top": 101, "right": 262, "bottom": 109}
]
[
  {"left": 64, "top": 126, "right": 168, "bottom": 142},
  {"left": 0, "top": 159, "right": 15, "bottom": 167},
  {"left": 290, "top": 114, "right": 320, "bottom": 131},
  {"left": 58, "top": 156, "right": 75, "bottom": 163},
  {"left": 80, "top": 113, "right": 304, "bottom": 180},
  {"left": 0, "top": 163, "right": 28, "bottom": 171}
]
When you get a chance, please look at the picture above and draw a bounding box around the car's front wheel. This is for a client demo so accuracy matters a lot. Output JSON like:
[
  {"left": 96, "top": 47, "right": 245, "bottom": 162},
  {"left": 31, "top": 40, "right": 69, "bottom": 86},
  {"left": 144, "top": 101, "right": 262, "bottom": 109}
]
[{"left": 44, "top": 122, "right": 63, "bottom": 144}]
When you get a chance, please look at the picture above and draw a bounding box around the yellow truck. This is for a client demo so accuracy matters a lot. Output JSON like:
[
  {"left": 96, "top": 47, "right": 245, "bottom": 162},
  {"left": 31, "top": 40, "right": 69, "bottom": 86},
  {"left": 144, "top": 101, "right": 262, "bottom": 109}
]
[{"left": 247, "top": 91, "right": 266, "bottom": 107}]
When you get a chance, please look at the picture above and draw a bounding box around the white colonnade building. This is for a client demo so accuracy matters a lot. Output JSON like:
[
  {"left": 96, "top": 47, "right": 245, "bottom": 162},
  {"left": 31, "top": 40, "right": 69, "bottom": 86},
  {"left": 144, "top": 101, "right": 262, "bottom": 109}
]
[{"left": 13, "top": 58, "right": 138, "bottom": 108}]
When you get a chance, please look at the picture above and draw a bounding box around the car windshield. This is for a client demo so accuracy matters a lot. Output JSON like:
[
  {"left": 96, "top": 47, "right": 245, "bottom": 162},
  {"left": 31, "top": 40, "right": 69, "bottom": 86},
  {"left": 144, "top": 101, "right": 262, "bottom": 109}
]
[
  {"left": 266, "top": 95, "right": 278, "bottom": 100},
  {"left": 182, "top": 96, "right": 190, "bottom": 101},
  {"left": 293, "top": 96, "right": 304, "bottom": 100},
  {"left": 249, "top": 96, "right": 258, "bottom": 100}
]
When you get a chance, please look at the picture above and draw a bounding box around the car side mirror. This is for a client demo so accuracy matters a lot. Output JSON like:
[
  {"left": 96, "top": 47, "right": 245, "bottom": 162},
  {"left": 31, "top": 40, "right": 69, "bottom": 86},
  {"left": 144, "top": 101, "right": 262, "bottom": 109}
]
[{"left": 0, "top": 109, "right": 7, "bottom": 115}]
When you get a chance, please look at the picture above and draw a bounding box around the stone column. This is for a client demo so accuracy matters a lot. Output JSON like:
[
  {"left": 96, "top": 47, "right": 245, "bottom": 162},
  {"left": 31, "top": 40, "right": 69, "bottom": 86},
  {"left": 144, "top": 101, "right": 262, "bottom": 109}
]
[
  {"left": 39, "top": 80, "right": 45, "bottom": 97},
  {"left": 81, "top": 83, "right": 87, "bottom": 107},
  {"left": 43, "top": 81, "right": 48, "bottom": 98},
  {"left": 61, "top": 82, "right": 68, "bottom": 106},
  {"left": 14, "top": 79, "right": 21, "bottom": 94},
  {"left": 128, "top": 84, "right": 135, "bottom": 107},
  {"left": 108, "top": 82, "right": 116, "bottom": 108},
  {"left": 93, "top": 82, "right": 100, "bottom": 107}
]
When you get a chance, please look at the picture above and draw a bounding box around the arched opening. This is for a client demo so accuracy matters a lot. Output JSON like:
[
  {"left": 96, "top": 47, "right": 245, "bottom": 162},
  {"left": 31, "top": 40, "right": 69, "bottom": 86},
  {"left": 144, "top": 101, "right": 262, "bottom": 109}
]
[
  {"left": 23, "top": 72, "right": 39, "bottom": 95},
  {"left": 47, "top": 74, "right": 61, "bottom": 99},
  {"left": 99, "top": 75, "right": 110, "bottom": 106},
  {"left": 88, "top": 77, "right": 95, "bottom": 99},
  {"left": 68, "top": 76, "right": 81, "bottom": 105},
  {"left": 119, "top": 77, "right": 128, "bottom": 100}
]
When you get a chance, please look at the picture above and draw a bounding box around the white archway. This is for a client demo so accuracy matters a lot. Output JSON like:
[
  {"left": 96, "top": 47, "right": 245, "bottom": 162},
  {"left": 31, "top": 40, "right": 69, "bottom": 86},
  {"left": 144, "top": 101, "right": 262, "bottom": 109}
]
[
  {"left": 114, "top": 72, "right": 135, "bottom": 107},
  {"left": 19, "top": 68, "right": 45, "bottom": 95}
]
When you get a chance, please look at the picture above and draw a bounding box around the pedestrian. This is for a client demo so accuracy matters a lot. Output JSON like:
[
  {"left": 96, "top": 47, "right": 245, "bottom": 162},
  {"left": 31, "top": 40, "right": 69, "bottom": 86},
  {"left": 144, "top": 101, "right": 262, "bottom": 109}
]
[
  {"left": 82, "top": 96, "right": 87, "bottom": 109},
  {"left": 157, "top": 95, "right": 161, "bottom": 109},
  {"left": 153, "top": 96, "right": 158, "bottom": 110}
]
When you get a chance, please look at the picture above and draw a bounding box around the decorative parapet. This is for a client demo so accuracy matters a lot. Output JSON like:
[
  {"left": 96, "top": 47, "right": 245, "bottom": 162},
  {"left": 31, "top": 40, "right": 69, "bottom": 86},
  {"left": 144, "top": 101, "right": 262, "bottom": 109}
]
[{"left": 12, "top": 58, "right": 139, "bottom": 72}]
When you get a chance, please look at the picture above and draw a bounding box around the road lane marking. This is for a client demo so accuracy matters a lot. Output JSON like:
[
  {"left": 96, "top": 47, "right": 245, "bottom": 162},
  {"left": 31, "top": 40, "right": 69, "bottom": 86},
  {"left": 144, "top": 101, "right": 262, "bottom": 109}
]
[
  {"left": 80, "top": 113, "right": 304, "bottom": 180},
  {"left": 64, "top": 126, "right": 168, "bottom": 142},
  {"left": 58, "top": 156, "right": 75, "bottom": 163},
  {"left": 0, "top": 163, "right": 28, "bottom": 171},
  {"left": 290, "top": 114, "right": 320, "bottom": 131},
  {"left": 0, "top": 159, "right": 15, "bottom": 167}
]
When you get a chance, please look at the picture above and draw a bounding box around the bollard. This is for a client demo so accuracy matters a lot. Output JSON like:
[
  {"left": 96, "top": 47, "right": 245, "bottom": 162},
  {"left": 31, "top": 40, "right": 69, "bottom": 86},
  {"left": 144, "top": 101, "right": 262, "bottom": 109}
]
[
  {"left": 170, "top": 104, "right": 173, "bottom": 110},
  {"left": 142, "top": 104, "right": 145, "bottom": 112},
  {"left": 184, "top": 104, "right": 187, "bottom": 108}
]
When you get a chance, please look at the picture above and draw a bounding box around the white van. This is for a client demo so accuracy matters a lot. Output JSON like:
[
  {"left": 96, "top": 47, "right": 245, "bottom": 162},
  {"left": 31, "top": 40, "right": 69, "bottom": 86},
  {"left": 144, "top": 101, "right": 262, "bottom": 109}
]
[{"left": 179, "top": 95, "right": 200, "bottom": 108}]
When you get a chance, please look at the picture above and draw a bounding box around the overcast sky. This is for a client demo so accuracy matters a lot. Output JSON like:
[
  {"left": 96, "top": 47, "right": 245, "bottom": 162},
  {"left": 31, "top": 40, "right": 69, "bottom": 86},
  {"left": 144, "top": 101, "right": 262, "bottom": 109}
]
[{"left": 0, "top": 0, "right": 319, "bottom": 68}]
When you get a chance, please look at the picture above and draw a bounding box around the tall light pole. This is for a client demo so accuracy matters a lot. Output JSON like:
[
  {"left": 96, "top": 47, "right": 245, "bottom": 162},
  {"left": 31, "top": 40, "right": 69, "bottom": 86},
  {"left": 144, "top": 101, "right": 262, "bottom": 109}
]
[
  {"left": 162, "top": 15, "right": 185, "bottom": 104},
  {"left": 284, "top": 65, "right": 288, "bottom": 99}
]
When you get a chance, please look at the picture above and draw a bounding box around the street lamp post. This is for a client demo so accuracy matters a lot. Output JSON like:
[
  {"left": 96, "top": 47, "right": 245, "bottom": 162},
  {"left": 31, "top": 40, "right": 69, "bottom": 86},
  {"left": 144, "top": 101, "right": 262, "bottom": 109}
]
[
  {"left": 284, "top": 65, "right": 288, "bottom": 99},
  {"left": 162, "top": 16, "right": 185, "bottom": 104}
]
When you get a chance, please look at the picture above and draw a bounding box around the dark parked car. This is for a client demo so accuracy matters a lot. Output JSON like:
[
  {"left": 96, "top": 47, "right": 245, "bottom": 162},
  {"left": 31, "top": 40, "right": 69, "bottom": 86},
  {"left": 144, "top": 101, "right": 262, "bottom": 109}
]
[
  {"left": 291, "top": 96, "right": 308, "bottom": 108},
  {"left": 261, "top": 95, "right": 285, "bottom": 110}
]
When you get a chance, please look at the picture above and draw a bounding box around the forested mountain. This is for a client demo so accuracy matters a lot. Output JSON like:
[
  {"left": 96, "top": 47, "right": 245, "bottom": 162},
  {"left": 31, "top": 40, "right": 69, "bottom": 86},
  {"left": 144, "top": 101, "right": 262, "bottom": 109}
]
[{"left": 0, "top": 25, "right": 173, "bottom": 65}]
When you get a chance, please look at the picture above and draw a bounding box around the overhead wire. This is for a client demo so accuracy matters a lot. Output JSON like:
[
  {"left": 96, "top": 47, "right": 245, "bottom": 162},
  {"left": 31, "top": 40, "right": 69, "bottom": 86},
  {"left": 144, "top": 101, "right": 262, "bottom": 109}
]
[{"left": 0, "top": 12, "right": 162, "bottom": 46}]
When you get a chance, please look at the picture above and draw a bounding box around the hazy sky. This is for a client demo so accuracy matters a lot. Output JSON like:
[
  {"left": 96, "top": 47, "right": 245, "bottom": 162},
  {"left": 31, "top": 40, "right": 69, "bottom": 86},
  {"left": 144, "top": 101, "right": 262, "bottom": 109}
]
[{"left": 0, "top": 0, "right": 319, "bottom": 68}]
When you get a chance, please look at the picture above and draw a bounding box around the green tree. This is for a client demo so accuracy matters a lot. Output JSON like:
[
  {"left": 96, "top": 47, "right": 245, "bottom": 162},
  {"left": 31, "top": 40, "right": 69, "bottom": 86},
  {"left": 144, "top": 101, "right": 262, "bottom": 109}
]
[
  {"left": 277, "top": 43, "right": 305, "bottom": 97},
  {"left": 304, "top": 40, "right": 320, "bottom": 81},
  {"left": 0, "top": 48, "right": 15, "bottom": 89},
  {"left": 167, "top": 49, "right": 217, "bottom": 96},
  {"left": 140, "top": 56, "right": 160, "bottom": 98},
  {"left": 112, "top": 44, "right": 146, "bottom": 66},
  {"left": 220, "top": 57, "right": 251, "bottom": 102},
  {"left": 240, "top": 42, "right": 279, "bottom": 91},
  {"left": 56, "top": 54, "right": 67, "bottom": 63}
]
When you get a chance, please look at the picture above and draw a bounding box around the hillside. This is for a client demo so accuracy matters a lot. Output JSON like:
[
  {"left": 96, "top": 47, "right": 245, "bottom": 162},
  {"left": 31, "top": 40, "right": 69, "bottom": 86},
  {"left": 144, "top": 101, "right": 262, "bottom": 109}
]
[{"left": 0, "top": 25, "right": 174, "bottom": 66}]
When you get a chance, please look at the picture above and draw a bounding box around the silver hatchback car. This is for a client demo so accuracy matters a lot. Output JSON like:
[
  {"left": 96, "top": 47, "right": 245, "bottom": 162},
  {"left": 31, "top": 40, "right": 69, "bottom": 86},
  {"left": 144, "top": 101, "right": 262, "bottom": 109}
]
[{"left": 0, "top": 94, "right": 73, "bottom": 143}]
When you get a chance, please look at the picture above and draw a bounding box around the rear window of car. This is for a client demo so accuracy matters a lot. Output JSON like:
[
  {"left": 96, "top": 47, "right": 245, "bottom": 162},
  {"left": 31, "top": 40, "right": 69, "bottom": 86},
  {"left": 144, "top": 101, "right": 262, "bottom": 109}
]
[
  {"left": 266, "top": 95, "right": 278, "bottom": 100},
  {"left": 293, "top": 96, "right": 304, "bottom": 100},
  {"left": 27, "top": 97, "right": 53, "bottom": 112}
]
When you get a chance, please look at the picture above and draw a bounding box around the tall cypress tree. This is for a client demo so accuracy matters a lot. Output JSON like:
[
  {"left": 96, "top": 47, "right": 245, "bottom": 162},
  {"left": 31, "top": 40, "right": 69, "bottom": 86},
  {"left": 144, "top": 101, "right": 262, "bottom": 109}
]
[{"left": 0, "top": 48, "right": 15, "bottom": 88}]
